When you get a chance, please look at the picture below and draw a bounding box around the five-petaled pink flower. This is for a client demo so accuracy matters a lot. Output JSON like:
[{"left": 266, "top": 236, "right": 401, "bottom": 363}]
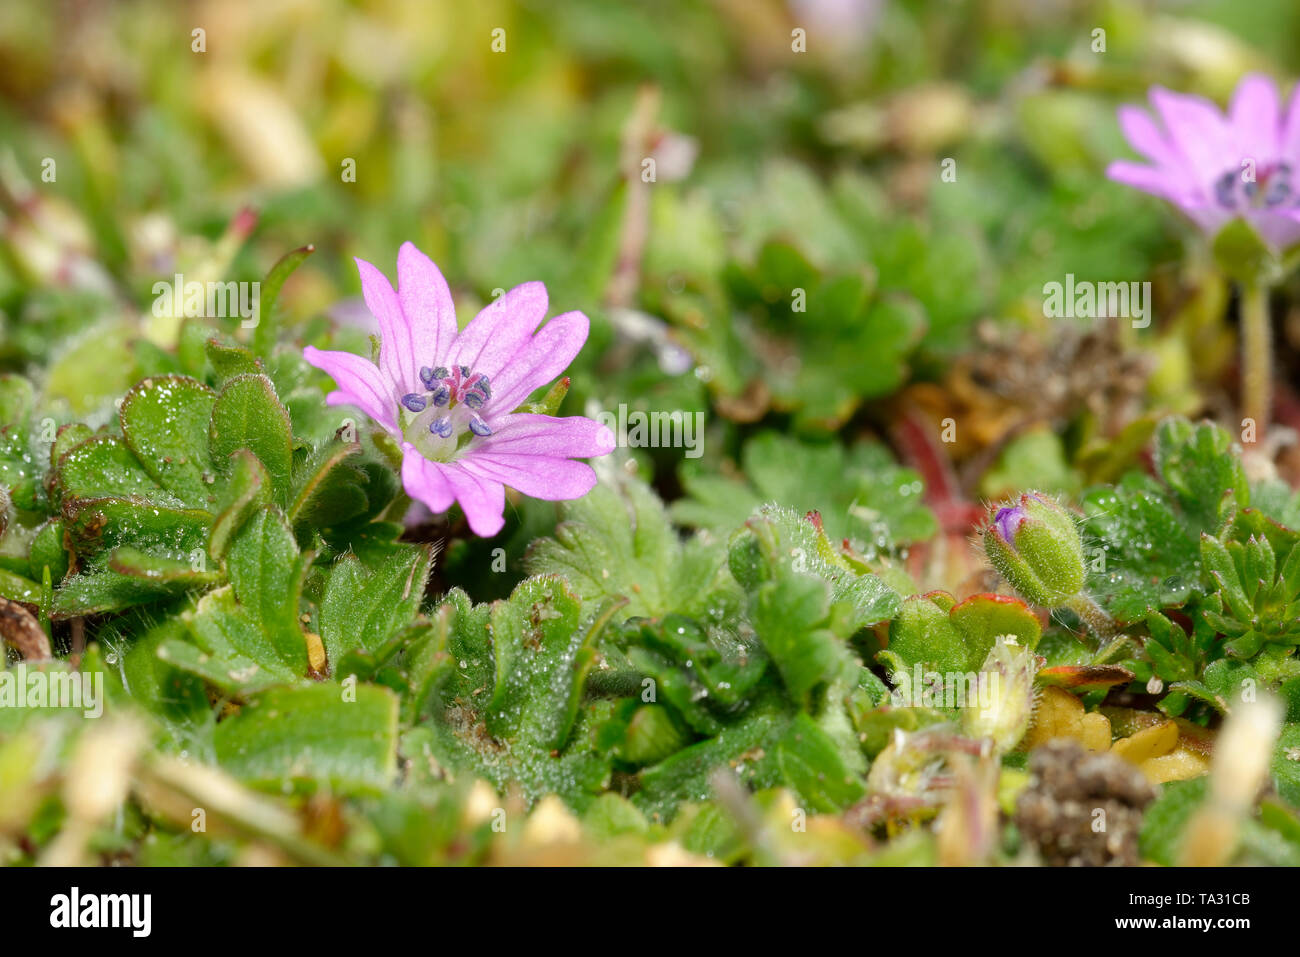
[
  {"left": 1108, "top": 74, "right": 1300, "bottom": 251},
  {"left": 305, "top": 242, "right": 615, "bottom": 537}
]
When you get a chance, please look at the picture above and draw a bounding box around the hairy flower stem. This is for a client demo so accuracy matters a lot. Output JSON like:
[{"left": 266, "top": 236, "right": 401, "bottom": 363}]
[
  {"left": 1240, "top": 280, "right": 1272, "bottom": 437},
  {"left": 1063, "top": 594, "right": 1116, "bottom": 642}
]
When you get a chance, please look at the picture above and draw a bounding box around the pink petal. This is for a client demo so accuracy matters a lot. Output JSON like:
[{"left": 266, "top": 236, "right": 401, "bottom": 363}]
[
  {"left": 1281, "top": 82, "right": 1300, "bottom": 161},
  {"left": 1117, "top": 105, "right": 1179, "bottom": 168},
  {"left": 402, "top": 448, "right": 507, "bottom": 536},
  {"left": 396, "top": 242, "right": 458, "bottom": 373},
  {"left": 475, "top": 413, "right": 616, "bottom": 459},
  {"left": 461, "top": 453, "right": 598, "bottom": 501},
  {"left": 1105, "top": 160, "right": 1188, "bottom": 203},
  {"left": 441, "top": 465, "right": 506, "bottom": 537},
  {"left": 1246, "top": 209, "right": 1300, "bottom": 251},
  {"left": 1181, "top": 204, "right": 1232, "bottom": 238},
  {"left": 304, "top": 346, "right": 399, "bottom": 433},
  {"left": 449, "top": 281, "right": 549, "bottom": 384},
  {"left": 355, "top": 256, "right": 418, "bottom": 395},
  {"left": 1229, "top": 74, "right": 1282, "bottom": 164},
  {"left": 486, "top": 311, "right": 590, "bottom": 413},
  {"left": 400, "top": 444, "right": 455, "bottom": 513},
  {"left": 1149, "top": 86, "right": 1234, "bottom": 193}
]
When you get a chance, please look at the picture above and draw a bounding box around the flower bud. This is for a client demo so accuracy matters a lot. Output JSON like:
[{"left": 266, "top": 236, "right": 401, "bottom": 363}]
[
  {"left": 962, "top": 635, "right": 1038, "bottom": 752},
  {"left": 982, "top": 493, "right": 1086, "bottom": 607}
]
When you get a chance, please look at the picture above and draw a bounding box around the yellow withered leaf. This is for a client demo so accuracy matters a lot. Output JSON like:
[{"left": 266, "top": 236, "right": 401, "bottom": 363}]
[
  {"left": 1140, "top": 745, "right": 1212, "bottom": 784},
  {"left": 1111, "top": 720, "right": 1179, "bottom": 765},
  {"left": 1021, "top": 686, "right": 1083, "bottom": 750}
]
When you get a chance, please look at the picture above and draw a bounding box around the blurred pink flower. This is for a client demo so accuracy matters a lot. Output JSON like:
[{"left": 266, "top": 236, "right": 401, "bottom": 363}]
[
  {"left": 788, "top": 0, "right": 881, "bottom": 51},
  {"left": 1108, "top": 74, "right": 1300, "bottom": 251},
  {"left": 305, "top": 242, "right": 615, "bottom": 537}
]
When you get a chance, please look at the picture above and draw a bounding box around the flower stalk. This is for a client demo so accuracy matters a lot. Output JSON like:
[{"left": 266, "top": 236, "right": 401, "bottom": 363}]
[
  {"left": 1239, "top": 278, "right": 1272, "bottom": 436},
  {"left": 1062, "top": 594, "right": 1117, "bottom": 642}
]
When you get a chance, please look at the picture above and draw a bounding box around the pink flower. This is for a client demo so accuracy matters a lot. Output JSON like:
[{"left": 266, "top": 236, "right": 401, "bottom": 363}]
[
  {"left": 1107, "top": 74, "right": 1300, "bottom": 251},
  {"left": 305, "top": 242, "right": 615, "bottom": 537}
]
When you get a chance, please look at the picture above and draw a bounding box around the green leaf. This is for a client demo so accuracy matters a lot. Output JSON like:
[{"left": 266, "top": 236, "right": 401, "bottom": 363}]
[
  {"left": 318, "top": 545, "right": 432, "bottom": 663},
  {"left": 583, "top": 793, "right": 651, "bottom": 840},
  {"left": 432, "top": 587, "right": 495, "bottom": 691},
  {"left": 485, "top": 576, "right": 596, "bottom": 751},
  {"left": 43, "top": 319, "right": 137, "bottom": 416},
  {"left": 63, "top": 497, "right": 209, "bottom": 563},
  {"left": 519, "top": 376, "right": 570, "bottom": 416},
  {"left": 594, "top": 700, "right": 691, "bottom": 767},
  {"left": 1200, "top": 533, "right": 1244, "bottom": 602},
  {"left": 1081, "top": 474, "right": 1202, "bottom": 622},
  {"left": 183, "top": 586, "right": 299, "bottom": 688},
  {"left": 0, "top": 374, "right": 34, "bottom": 428},
  {"left": 1138, "top": 777, "right": 1208, "bottom": 866},
  {"left": 673, "top": 432, "right": 936, "bottom": 554},
  {"left": 422, "top": 579, "right": 613, "bottom": 809},
  {"left": 225, "top": 507, "right": 310, "bottom": 674},
  {"left": 288, "top": 439, "right": 368, "bottom": 532},
  {"left": 618, "top": 614, "right": 767, "bottom": 735},
  {"left": 28, "top": 520, "right": 69, "bottom": 584},
  {"left": 207, "top": 450, "right": 273, "bottom": 560},
  {"left": 1153, "top": 418, "right": 1248, "bottom": 533},
  {"left": 1243, "top": 801, "right": 1300, "bottom": 865},
  {"left": 209, "top": 374, "right": 294, "bottom": 505},
  {"left": 0, "top": 568, "right": 41, "bottom": 604},
  {"left": 775, "top": 712, "right": 865, "bottom": 812},
  {"left": 788, "top": 294, "right": 926, "bottom": 430},
  {"left": 49, "top": 423, "right": 94, "bottom": 467},
  {"left": 883, "top": 594, "right": 970, "bottom": 675},
  {"left": 158, "top": 607, "right": 291, "bottom": 695},
  {"left": 119, "top": 618, "right": 211, "bottom": 731},
  {"left": 251, "top": 244, "right": 315, "bottom": 357},
  {"left": 1080, "top": 418, "right": 1254, "bottom": 623},
  {"left": 53, "top": 569, "right": 183, "bottom": 618},
  {"left": 949, "top": 593, "right": 1042, "bottom": 657},
  {"left": 525, "top": 470, "right": 735, "bottom": 620},
  {"left": 871, "top": 220, "right": 991, "bottom": 352},
  {"left": 1171, "top": 657, "right": 1256, "bottom": 714},
  {"left": 1273, "top": 724, "right": 1300, "bottom": 808},
  {"left": 53, "top": 436, "right": 181, "bottom": 507},
  {"left": 109, "top": 546, "right": 222, "bottom": 586},
  {"left": 635, "top": 705, "right": 787, "bottom": 821},
  {"left": 205, "top": 336, "right": 264, "bottom": 384},
  {"left": 165, "top": 505, "right": 312, "bottom": 693},
  {"left": 214, "top": 683, "right": 398, "bottom": 794},
  {"left": 119, "top": 375, "right": 218, "bottom": 509},
  {"left": 727, "top": 505, "right": 900, "bottom": 631},
  {"left": 751, "top": 571, "right": 845, "bottom": 704}
]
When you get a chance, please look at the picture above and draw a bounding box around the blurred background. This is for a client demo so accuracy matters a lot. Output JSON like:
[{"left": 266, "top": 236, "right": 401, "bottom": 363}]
[{"left": 3, "top": 0, "right": 1300, "bottom": 587}]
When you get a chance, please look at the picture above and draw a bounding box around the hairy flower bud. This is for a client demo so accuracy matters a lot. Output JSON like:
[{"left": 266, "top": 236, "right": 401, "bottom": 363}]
[
  {"left": 982, "top": 493, "right": 1087, "bottom": 607},
  {"left": 962, "top": 635, "right": 1038, "bottom": 751}
]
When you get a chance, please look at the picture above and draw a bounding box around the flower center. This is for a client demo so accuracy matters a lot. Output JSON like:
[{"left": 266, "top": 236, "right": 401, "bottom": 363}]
[
  {"left": 1213, "top": 162, "right": 1297, "bottom": 211},
  {"left": 399, "top": 365, "right": 493, "bottom": 462}
]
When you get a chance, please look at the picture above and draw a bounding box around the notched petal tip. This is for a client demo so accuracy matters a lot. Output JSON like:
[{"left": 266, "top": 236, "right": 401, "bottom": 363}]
[
  {"left": 594, "top": 423, "right": 617, "bottom": 455},
  {"left": 464, "top": 509, "right": 506, "bottom": 538}
]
